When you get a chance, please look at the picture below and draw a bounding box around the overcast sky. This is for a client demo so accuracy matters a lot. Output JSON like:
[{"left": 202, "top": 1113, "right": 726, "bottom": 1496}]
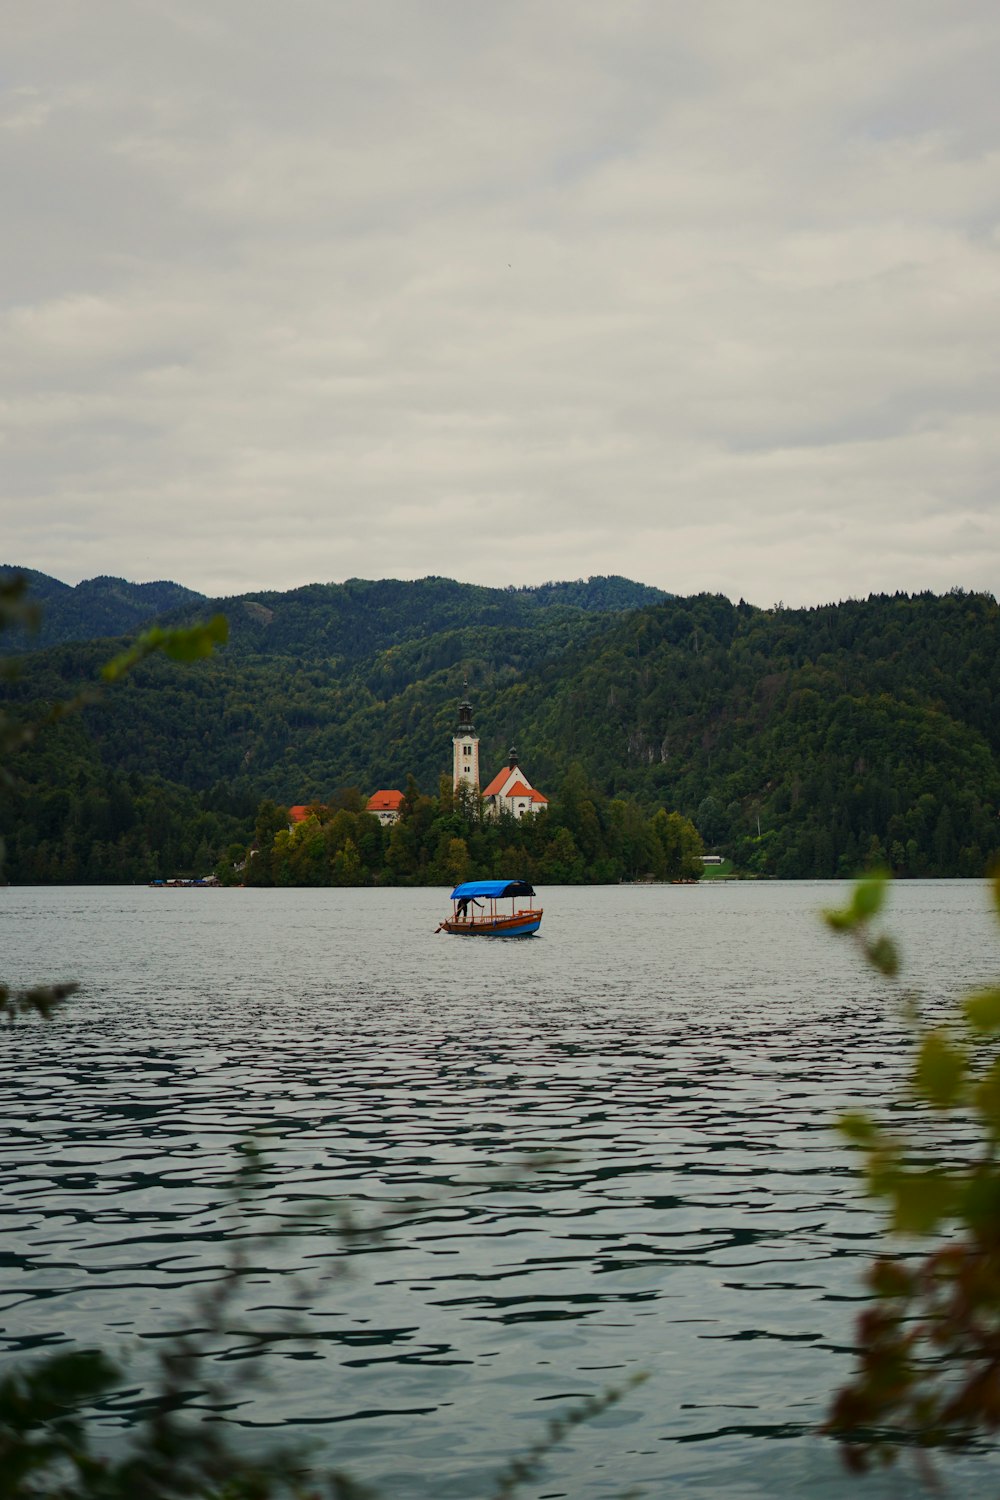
[{"left": 3, "top": 2, "right": 999, "bottom": 607}]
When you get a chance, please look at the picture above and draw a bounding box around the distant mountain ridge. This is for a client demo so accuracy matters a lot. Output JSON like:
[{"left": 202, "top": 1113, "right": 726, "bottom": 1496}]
[
  {"left": 0, "top": 567, "right": 206, "bottom": 650},
  {"left": 1, "top": 567, "right": 669, "bottom": 653}
]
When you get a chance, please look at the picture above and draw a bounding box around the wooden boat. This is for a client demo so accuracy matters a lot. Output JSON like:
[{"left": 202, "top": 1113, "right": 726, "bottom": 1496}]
[{"left": 438, "top": 879, "right": 542, "bottom": 937}]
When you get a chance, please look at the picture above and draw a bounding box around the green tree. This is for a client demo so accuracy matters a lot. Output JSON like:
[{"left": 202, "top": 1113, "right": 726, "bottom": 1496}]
[
  {"left": 244, "top": 800, "right": 289, "bottom": 886},
  {"left": 609, "top": 797, "right": 653, "bottom": 881},
  {"left": 651, "top": 809, "right": 704, "bottom": 881},
  {"left": 542, "top": 826, "right": 585, "bottom": 883},
  {"left": 437, "top": 834, "right": 470, "bottom": 885},
  {"left": 331, "top": 835, "right": 362, "bottom": 885},
  {"left": 696, "top": 794, "right": 727, "bottom": 846}
]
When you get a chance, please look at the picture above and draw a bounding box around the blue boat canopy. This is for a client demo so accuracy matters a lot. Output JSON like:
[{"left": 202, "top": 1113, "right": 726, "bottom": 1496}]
[{"left": 450, "top": 879, "right": 535, "bottom": 900}]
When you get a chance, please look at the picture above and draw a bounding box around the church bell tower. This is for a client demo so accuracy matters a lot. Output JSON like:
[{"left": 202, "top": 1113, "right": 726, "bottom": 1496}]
[{"left": 452, "top": 682, "right": 480, "bottom": 793}]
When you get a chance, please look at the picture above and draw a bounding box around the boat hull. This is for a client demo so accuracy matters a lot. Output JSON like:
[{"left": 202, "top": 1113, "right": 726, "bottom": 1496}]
[{"left": 442, "top": 909, "right": 542, "bottom": 937}]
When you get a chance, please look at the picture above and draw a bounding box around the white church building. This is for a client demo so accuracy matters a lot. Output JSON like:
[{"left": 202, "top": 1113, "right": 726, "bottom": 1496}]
[{"left": 452, "top": 686, "right": 548, "bottom": 820}]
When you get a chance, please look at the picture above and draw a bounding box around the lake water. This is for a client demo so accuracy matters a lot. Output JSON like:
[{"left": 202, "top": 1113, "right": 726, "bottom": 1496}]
[{"left": 2, "top": 881, "right": 1000, "bottom": 1497}]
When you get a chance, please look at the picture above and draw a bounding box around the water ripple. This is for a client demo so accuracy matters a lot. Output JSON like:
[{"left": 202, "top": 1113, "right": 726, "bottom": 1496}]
[{"left": 2, "top": 880, "right": 999, "bottom": 1497}]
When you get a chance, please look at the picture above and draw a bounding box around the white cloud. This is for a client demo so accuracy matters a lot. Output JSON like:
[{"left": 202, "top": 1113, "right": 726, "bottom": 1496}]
[{"left": 2, "top": 1, "right": 999, "bottom": 605}]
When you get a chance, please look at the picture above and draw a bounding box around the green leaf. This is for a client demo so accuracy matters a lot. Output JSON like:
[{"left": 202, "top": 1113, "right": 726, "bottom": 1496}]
[
  {"left": 839, "top": 1111, "right": 879, "bottom": 1146},
  {"left": 889, "top": 1170, "right": 962, "bottom": 1234},
  {"left": 960, "top": 1167, "right": 1000, "bottom": 1231},
  {"left": 852, "top": 875, "right": 888, "bottom": 922},
  {"left": 101, "top": 615, "right": 228, "bottom": 682},
  {"left": 866, "top": 935, "right": 900, "bottom": 978},
  {"left": 912, "top": 1031, "right": 967, "bottom": 1110},
  {"left": 965, "top": 988, "right": 1000, "bottom": 1035},
  {"left": 161, "top": 613, "right": 229, "bottom": 662},
  {"left": 972, "top": 1059, "right": 1000, "bottom": 1138},
  {"left": 824, "top": 904, "right": 854, "bottom": 932},
  {"left": 865, "top": 1141, "right": 903, "bottom": 1201}
]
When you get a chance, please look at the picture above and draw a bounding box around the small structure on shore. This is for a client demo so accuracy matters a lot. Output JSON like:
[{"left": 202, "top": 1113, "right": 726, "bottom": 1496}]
[
  {"left": 366, "top": 789, "right": 404, "bottom": 826},
  {"left": 482, "top": 747, "right": 549, "bottom": 821}
]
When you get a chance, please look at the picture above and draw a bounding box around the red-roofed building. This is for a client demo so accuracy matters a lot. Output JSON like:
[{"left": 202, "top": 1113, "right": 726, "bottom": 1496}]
[
  {"left": 482, "top": 746, "right": 548, "bottom": 821},
  {"left": 287, "top": 805, "right": 312, "bottom": 829},
  {"left": 366, "top": 789, "right": 405, "bottom": 826},
  {"left": 453, "top": 686, "right": 548, "bottom": 821},
  {"left": 481, "top": 767, "right": 511, "bottom": 798}
]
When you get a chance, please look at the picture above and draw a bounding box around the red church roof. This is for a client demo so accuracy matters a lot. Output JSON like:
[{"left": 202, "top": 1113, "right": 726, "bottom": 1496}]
[
  {"left": 367, "top": 789, "right": 404, "bottom": 812},
  {"left": 288, "top": 805, "right": 311, "bottom": 823},
  {"left": 483, "top": 764, "right": 547, "bottom": 802},
  {"left": 506, "top": 780, "right": 533, "bottom": 799}
]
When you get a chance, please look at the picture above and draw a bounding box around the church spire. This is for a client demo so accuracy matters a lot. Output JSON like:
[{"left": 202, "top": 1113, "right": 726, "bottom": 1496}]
[
  {"left": 453, "top": 679, "right": 480, "bottom": 793},
  {"left": 456, "top": 678, "right": 475, "bottom": 736}
]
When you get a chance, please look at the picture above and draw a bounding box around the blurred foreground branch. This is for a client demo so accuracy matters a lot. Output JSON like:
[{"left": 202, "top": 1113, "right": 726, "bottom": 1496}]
[{"left": 824, "top": 871, "right": 1000, "bottom": 1474}]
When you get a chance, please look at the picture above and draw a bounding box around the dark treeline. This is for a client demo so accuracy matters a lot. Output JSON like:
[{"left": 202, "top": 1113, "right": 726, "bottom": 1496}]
[
  {"left": 235, "top": 772, "right": 704, "bottom": 888},
  {"left": 1, "top": 712, "right": 256, "bottom": 882},
  {"left": 2, "top": 580, "right": 999, "bottom": 881}
]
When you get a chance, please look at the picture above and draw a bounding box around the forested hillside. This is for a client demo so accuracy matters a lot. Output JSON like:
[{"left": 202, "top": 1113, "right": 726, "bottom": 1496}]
[
  {"left": 0, "top": 567, "right": 205, "bottom": 650},
  {"left": 516, "top": 590, "right": 1000, "bottom": 878},
  {"left": 155, "top": 574, "right": 668, "bottom": 660},
  {"left": 1, "top": 577, "right": 997, "bottom": 882}
]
